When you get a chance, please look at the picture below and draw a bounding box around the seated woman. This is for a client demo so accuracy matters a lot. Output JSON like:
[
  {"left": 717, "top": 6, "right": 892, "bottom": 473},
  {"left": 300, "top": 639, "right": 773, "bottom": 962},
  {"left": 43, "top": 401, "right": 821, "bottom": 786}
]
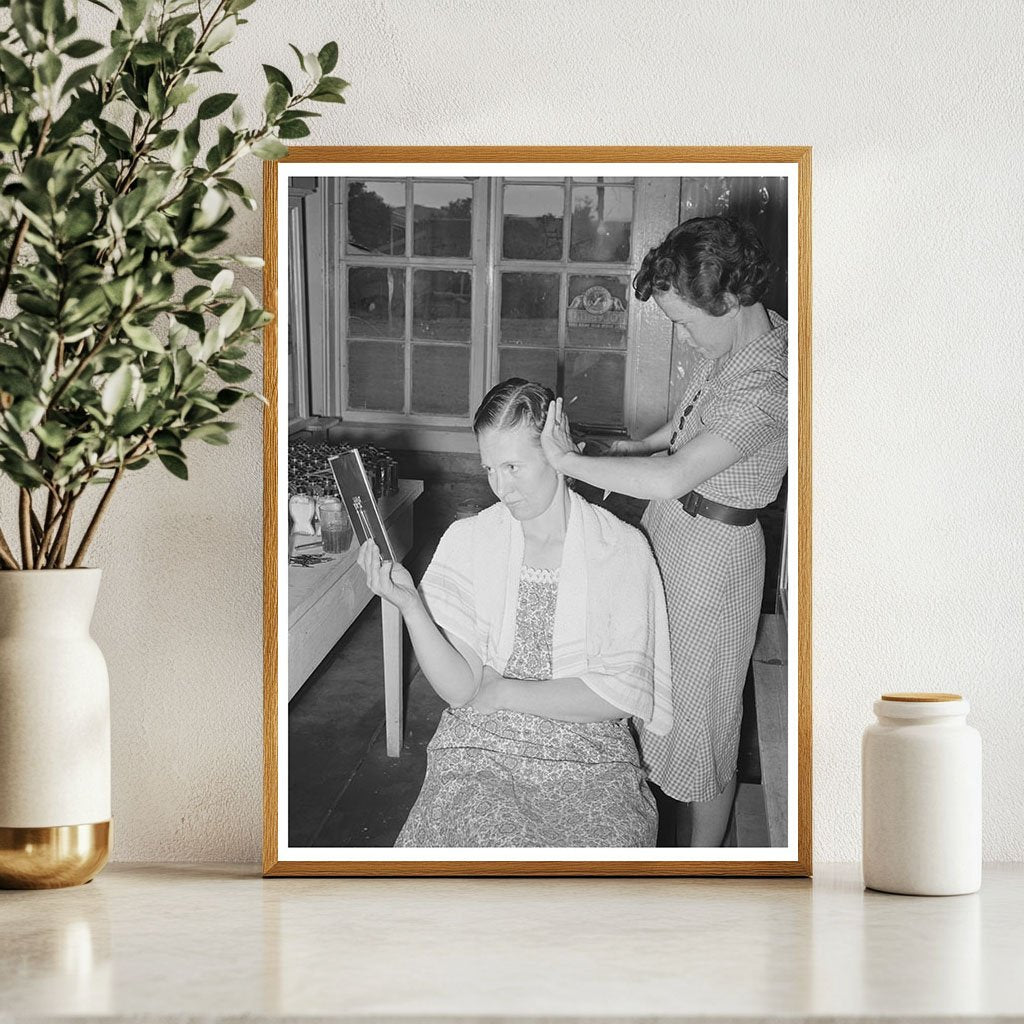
[{"left": 356, "top": 379, "right": 672, "bottom": 848}]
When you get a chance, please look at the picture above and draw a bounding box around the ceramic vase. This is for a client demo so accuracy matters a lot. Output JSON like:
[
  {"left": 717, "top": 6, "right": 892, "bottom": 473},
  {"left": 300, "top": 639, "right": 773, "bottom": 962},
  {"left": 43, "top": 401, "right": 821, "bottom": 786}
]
[
  {"left": 862, "top": 692, "right": 982, "bottom": 896},
  {"left": 0, "top": 569, "right": 111, "bottom": 888}
]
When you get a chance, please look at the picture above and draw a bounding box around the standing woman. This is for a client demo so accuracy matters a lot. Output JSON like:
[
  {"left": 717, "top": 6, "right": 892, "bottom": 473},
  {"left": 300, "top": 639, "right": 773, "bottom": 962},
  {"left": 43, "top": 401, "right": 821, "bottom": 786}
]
[{"left": 540, "top": 216, "right": 788, "bottom": 847}]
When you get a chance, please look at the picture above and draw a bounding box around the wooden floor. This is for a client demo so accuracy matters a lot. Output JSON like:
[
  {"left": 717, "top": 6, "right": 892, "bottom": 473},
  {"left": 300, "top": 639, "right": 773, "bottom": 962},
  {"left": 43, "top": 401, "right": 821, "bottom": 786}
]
[
  {"left": 740, "top": 612, "right": 788, "bottom": 847},
  {"left": 291, "top": 608, "right": 789, "bottom": 850}
]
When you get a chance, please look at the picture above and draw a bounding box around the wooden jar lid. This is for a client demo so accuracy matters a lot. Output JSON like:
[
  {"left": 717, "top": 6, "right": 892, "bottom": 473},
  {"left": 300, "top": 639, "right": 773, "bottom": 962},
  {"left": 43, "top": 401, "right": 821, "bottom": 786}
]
[{"left": 881, "top": 692, "right": 962, "bottom": 702}]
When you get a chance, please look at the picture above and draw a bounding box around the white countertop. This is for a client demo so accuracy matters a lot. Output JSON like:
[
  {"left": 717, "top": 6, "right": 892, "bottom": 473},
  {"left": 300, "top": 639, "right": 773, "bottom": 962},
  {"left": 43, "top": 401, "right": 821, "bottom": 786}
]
[{"left": 3, "top": 862, "right": 1021, "bottom": 1021}]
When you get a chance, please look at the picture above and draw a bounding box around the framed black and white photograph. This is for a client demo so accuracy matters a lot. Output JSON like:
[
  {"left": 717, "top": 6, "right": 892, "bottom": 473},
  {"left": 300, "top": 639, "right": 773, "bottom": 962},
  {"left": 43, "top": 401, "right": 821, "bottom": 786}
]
[{"left": 263, "top": 147, "right": 811, "bottom": 876}]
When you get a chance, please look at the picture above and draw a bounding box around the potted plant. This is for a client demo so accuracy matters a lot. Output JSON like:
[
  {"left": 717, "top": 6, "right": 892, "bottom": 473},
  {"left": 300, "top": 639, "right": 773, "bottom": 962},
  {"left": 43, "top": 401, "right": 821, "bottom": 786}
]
[{"left": 0, "top": 0, "right": 345, "bottom": 887}]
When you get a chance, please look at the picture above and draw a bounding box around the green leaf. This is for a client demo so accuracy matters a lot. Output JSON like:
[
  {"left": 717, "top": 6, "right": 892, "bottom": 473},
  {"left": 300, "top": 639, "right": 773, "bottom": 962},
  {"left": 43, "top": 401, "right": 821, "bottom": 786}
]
[
  {"left": 9, "top": 399, "right": 45, "bottom": 432},
  {"left": 277, "top": 120, "right": 310, "bottom": 140},
  {"left": 17, "top": 292, "right": 58, "bottom": 317},
  {"left": 156, "top": 359, "right": 173, "bottom": 391},
  {"left": 147, "top": 74, "right": 166, "bottom": 117},
  {"left": 121, "top": 0, "right": 150, "bottom": 33},
  {"left": 210, "top": 269, "right": 234, "bottom": 294},
  {"left": 34, "top": 421, "right": 70, "bottom": 449},
  {"left": 98, "top": 118, "right": 132, "bottom": 148},
  {"left": 158, "top": 452, "right": 188, "bottom": 479},
  {"left": 264, "top": 82, "right": 288, "bottom": 117},
  {"left": 96, "top": 43, "right": 128, "bottom": 81},
  {"left": 0, "top": 49, "right": 33, "bottom": 87},
  {"left": 299, "top": 50, "right": 321, "bottom": 80},
  {"left": 42, "top": 0, "right": 66, "bottom": 33},
  {"left": 123, "top": 322, "right": 165, "bottom": 353},
  {"left": 251, "top": 138, "right": 287, "bottom": 160},
  {"left": 1, "top": 456, "right": 46, "bottom": 487},
  {"left": 101, "top": 365, "right": 133, "bottom": 414},
  {"left": 10, "top": 1, "right": 44, "bottom": 52},
  {"left": 226, "top": 0, "right": 257, "bottom": 11},
  {"left": 214, "top": 362, "right": 251, "bottom": 384},
  {"left": 317, "top": 41, "right": 339, "bottom": 75},
  {"left": 217, "top": 295, "right": 246, "bottom": 339},
  {"left": 63, "top": 38, "right": 104, "bottom": 58},
  {"left": 181, "top": 365, "right": 207, "bottom": 391},
  {"left": 166, "top": 82, "right": 199, "bottom": 107},
  {"left": 38, "top": 51, "right": 63, "bottom": 86},
  {"left": 182, "top": 285, "right": 211, "bottom": 309},
  {"left": 203, "top": 15, "right": 236, "bottom": 53},
  {"left": 309, "top": 88, "right": 346, "bottom": 104},
  {"left": 112, "top": 406, "right": 151, "bottom": 436},
  {"left": 262, "top": 64, "right": 292, "bottom": 94},
  {"left": 132, "top": 42, "right": 169, "bottom": 66},
  {"left": 150, "top": 128, "right": 177, "bottom": 149},
  {"left": 198, "top": 91, "right": 237, "bottom": 119},
  {"left": 215, "top": 388, "right": 247, "bottom": 408},
  {"left": 319, "top": 75, "right": 349, "bottom": 93},
  {"left": 173, "top": 26, "right": 196, "bottom": 65},
  {"left": 189, "top": 422, "right": 230, "bottom": 445},
  {"left": 0, "top": 346, "right": 30, "bottom": 371}
]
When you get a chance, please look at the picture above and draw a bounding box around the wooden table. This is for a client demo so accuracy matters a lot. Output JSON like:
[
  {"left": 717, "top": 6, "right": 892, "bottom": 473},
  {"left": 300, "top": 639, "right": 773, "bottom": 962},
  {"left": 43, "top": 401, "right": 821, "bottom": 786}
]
[{"left": 287, "top": 479, "right": 423, "bottom": 756}]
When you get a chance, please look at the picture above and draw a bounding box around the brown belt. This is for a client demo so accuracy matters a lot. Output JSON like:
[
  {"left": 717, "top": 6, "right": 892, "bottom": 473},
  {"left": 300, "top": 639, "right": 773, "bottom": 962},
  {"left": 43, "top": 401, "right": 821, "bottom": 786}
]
[{"left": 678, "top": 491, "right": 760, "bottom": 526}]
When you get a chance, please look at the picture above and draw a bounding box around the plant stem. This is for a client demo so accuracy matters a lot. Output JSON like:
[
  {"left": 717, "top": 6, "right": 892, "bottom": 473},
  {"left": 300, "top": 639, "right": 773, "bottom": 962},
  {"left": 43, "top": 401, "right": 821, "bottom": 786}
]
[
  {"left": 71, "top": 466, "right": 123, "bottom": 568},
  {"left": 0, "top": 527, "right": 20, "bottom": 570},
  {"left": 18, "top": 489, "right": 34, "bottom": 569},
  {"left": 35, "top": 487, "right": 67, "bottom": 566},
  {"left": 45, "top": 491, "right": 79, "bottom": 569}
]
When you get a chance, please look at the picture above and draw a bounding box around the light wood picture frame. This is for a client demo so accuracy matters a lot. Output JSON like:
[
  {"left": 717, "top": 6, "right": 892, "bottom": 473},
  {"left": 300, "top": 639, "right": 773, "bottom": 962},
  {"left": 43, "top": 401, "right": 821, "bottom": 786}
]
[{"left": 263, "top": 147, "right": 812, "bottom": 877}]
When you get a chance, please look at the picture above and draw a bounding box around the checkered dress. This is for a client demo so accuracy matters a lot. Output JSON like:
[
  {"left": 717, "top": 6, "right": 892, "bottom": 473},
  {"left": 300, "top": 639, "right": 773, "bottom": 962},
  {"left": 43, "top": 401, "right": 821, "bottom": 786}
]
[{"left": 638, "top": 312, "right": 788, "bottom": 803}]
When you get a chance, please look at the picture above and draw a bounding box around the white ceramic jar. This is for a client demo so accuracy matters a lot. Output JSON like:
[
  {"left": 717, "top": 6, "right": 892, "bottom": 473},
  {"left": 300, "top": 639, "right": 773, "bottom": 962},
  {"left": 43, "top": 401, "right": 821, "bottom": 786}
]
[{"left": 862, "top": 692, "right": 981, "bottom": 895}]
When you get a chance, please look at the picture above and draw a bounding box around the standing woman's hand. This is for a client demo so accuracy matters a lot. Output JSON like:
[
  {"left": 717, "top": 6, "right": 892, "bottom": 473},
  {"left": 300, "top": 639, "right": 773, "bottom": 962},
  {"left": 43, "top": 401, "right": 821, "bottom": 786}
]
[
  {"left": 541, "top": 397, "right": 578, "bottom": 471},
  {"left": 357, "top": 540, "right": 420, "bottom": 614}
]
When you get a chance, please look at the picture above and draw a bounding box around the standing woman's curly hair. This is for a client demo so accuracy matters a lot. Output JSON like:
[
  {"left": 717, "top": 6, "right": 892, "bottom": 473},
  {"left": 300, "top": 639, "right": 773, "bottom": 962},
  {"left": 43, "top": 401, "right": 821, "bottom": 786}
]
[
  {"left": 633, "top": 216, "right": 774, "bottom": 316},
  {"left": 473, "top": 378, "right": 554, "bottom": 440}
]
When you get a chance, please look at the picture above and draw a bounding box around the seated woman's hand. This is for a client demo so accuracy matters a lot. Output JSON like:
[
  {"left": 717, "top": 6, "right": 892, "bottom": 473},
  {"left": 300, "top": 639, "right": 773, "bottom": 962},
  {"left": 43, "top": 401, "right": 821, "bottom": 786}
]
[
  {"left": 607, "top": 438, "right": 642, "bottom": 456},
  {"left": 356, "top": 540, "right": 419, "bottom": 614},
  {"left": 465, "top": 665, "right": 505, "bottom": 715}
]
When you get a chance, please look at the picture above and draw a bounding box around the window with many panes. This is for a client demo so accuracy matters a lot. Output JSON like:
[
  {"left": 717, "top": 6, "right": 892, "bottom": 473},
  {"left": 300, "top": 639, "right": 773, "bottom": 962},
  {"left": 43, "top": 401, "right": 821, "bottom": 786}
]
[
  {"left": 342, "top": 178, "right": 485, "bottom": 423},
  {"left": 496, "top": 177, "right": 635, "bottom": 429},
  {"left": 333, "top": 176, "right": 636, "bottom": 431}
]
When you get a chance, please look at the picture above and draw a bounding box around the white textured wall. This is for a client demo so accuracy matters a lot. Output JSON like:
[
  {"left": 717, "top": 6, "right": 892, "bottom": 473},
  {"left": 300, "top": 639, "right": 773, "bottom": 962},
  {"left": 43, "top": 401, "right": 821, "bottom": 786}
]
[{"left": 73, "top": 0, "right": 1024, "bottom": 862}]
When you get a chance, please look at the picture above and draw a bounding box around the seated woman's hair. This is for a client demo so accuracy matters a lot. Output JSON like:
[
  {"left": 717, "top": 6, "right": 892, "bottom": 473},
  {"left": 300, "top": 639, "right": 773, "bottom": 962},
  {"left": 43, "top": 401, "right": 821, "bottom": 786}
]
[
  {"left": 633, "top": 215, "right": 774, "bottom": 315},
  {"left": 473, "top": 378, "right": 554, "bottom": 438}
]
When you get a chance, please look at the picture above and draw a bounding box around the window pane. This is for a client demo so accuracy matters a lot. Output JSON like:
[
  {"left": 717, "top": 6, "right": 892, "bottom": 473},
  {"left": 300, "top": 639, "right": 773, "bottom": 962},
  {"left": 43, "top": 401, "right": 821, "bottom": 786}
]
[
  {"left": 502, "top": 184, "right": 563, "bottom": 260},
  {"left": 348, "top": 341, "right": 404, "bottom": 411},
  {"left": 498, "top": 347, "right": 558, "bottom": 392},
  {"left": 569, "top": 185, "right": 633, "bottom": 262},
  {"left": 500, "top": 272, "right": 559, "bottom": 346},
  {"left": 571, "top": 176, "right": 634, "bottom": 183},
  {"left": 348, "top": 267, "right": 405, "bottom": 339},
  {"left": 411, "top": 344, "right": 470, "bottom": 415},
  {"left": 564, "top": 349, "right": 625, "bottom": 426},
  {"left": 347, "top": 180, "right": 405, "bottom": 255},
  {"left": 413, "top": 270, "right": 472, "bottom": 342},
  {"left": 567, "top": 275, "right": 628, "bottom": 349},
  {"left": 413, "top": 182, "right": 472, "bottom": 257}
]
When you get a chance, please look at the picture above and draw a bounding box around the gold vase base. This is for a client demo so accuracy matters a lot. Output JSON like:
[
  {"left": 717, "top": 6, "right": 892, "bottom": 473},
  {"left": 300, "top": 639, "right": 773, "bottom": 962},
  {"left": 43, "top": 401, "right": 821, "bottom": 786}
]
[{"left": 0, "top": 821, "right": 110, "bottom": 889}]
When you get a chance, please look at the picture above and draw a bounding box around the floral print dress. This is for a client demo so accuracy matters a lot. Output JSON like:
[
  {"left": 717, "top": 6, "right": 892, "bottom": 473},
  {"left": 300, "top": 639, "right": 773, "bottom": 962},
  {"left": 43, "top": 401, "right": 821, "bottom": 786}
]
[{"left": 395, "top": 565, "right": 657, "bottom": 848}]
